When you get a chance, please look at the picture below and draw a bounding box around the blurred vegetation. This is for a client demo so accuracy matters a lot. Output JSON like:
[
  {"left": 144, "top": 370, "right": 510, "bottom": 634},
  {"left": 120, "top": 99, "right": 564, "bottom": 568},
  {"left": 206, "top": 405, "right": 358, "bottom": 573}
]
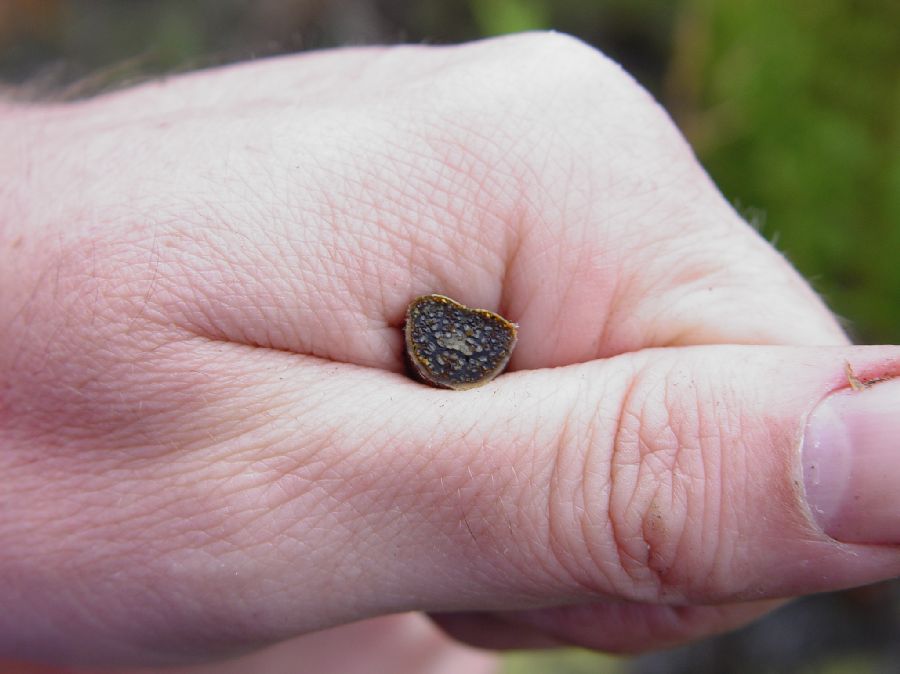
[
  {"left": 503, "top": 647, "right": 620, "bottom": 674},
  {"left": 671, "top": 0, "right": 900, "bottom": 344},
  {"left": 1, "top": 1, "right": 898, "bottom": 673}
]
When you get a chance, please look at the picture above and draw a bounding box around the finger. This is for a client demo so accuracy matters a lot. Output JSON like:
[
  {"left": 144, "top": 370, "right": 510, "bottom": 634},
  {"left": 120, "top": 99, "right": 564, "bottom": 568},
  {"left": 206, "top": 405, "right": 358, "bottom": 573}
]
[
  {"left": 168, "top": 33, "right": 844, "bottom": 366},
  {"left": 432, "top": 598, "right": 782, "bottom": 653},
  {"left": 157, "top": 614, "right": 498, "bottom": 674},
  {"left": 0, "top": 615, "right": 497, "bottom": 674},
  {"left": 430, "top": 612, "right": 570, "bottom": 650},
  {"left": 7, "top": 342, "right": 900, "bottom": 661},
  {"left": 14, "top": 33, "right": 846, "bottom": 381}
]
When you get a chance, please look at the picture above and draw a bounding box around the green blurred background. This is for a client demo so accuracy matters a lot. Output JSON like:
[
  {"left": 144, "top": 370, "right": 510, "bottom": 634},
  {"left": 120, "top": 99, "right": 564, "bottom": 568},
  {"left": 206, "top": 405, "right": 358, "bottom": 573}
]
[{"left": 2, "top": 1, "right": 898, "bottom": 672}]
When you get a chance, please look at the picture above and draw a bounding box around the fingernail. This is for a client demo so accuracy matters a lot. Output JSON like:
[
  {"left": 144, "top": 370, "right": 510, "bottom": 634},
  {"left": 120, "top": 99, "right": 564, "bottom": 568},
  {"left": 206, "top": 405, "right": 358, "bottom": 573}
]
[{"left": 802, "top": 377, "right": 900, "bottom": 544}]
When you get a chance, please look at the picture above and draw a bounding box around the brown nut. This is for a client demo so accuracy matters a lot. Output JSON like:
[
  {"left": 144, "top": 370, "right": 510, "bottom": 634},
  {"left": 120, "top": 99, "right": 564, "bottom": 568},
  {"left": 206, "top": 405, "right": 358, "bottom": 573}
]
[{"left": 404, "top": 294, "right": 518, "bottom": 390}]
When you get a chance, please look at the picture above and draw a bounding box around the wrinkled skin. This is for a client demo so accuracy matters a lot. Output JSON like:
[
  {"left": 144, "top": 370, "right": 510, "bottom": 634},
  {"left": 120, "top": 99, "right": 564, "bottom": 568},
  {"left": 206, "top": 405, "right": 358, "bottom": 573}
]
[{"left": 1, "top": 32, "right": 899, "bottom": 673}]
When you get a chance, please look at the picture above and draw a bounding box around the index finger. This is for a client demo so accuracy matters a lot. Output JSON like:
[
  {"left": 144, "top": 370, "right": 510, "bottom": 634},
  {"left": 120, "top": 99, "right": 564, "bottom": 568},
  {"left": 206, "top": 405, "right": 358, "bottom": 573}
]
[{"left": 9, "top": 33, "right": 846, "bottom": 383}]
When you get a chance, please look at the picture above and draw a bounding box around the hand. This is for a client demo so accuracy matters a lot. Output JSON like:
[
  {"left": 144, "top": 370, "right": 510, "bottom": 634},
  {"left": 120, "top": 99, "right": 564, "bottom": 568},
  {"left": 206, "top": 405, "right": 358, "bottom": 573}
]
[{"left": 1, "top": 32, "right": 898, "bottom": 669}]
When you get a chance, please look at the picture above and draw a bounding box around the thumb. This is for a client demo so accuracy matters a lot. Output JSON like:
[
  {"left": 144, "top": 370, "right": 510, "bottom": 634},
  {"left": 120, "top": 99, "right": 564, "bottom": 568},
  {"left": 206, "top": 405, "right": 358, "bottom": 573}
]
[
  {"left": 424, "top": 345, "right": 900, "bottom": 652},
  {"left": 264, "top": 343, "right": 900, "bottom": 608},
  {"left": 377, "top": 343, "right": 900, "bottom": 604},
  {"left": 487, "top": 344, "right": 900, "bottom": 604},
  {"left": 171, "top": 343, "right": 900, "bottom": 610},
  {"left": 8, "top": 342, "right": 900, "bottom": 663}
]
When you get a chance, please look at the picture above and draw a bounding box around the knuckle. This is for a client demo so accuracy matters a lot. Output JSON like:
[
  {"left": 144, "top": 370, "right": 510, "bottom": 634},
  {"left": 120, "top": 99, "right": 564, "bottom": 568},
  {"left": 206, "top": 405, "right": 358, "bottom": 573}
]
[
  {"left": 454, "top": 33, "right": 696, "bottom": 210},
  {"left": 565, "top": 358, "right": 729, "bottom": 602},
  {"left": 491, "top": 31, "right": 622, "bottom": 86},
  {"left": 441, "top": 31, "right": 628, "bottom": 137},
  {"left": 634, "top": 361, "right": 735, "bottom": 599},
  {"left": 608, "top": 362, "right": 694, "bottom": 598},
  {"left": 488, "top": 33, "right": 633, "bottom": 127}
]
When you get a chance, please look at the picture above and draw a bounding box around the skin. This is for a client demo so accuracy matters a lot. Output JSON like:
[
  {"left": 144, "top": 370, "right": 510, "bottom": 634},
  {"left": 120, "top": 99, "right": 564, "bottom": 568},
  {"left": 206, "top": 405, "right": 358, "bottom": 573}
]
[{"left": 1, "top": 32, "right": 899, "bottom": 672}]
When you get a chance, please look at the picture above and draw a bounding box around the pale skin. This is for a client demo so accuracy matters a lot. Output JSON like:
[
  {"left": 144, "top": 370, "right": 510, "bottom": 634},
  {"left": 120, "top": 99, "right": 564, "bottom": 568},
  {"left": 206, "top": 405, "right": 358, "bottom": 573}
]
[{"left": 1, "top": 32, "right": 899, "bottom": 673}]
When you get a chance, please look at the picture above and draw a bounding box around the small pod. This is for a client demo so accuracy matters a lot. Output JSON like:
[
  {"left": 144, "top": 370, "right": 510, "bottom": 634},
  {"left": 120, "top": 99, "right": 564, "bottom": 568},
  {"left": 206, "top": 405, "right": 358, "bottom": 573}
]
[{"left": 404, "top": 294, "right": 518, "bottom": 390}]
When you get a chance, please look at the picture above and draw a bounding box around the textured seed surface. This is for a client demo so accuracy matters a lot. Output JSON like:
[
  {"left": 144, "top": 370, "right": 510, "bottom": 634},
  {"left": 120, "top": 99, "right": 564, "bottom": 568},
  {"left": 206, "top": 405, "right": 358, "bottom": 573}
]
[{"left": 405, "top": 294, "right": 517, "bottom": 390}]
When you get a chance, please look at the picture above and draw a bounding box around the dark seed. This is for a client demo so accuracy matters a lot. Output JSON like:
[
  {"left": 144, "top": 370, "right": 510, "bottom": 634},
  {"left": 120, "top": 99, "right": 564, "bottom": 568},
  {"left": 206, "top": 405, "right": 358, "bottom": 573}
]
[{"left": 404, "top": 294, "right": 518, "bottom": 390}]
